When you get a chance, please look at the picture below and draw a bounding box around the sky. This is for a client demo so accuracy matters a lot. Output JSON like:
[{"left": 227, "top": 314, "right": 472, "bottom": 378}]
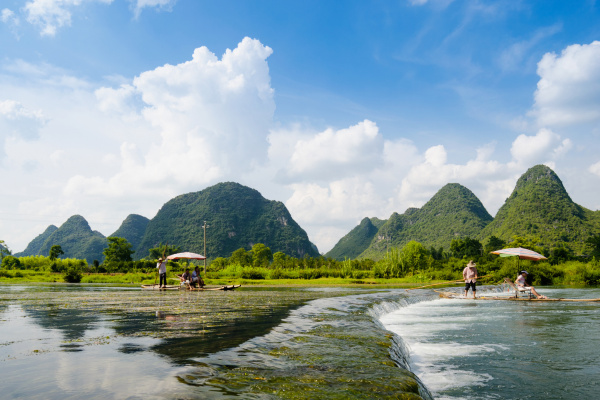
[{"left": 2, "top": 0, "right": 600, "bottom": 254}]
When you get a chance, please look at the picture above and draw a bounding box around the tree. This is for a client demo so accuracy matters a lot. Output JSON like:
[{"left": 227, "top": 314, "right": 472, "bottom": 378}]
[
  {"left": 450, "top": 237, "right": 482, "bottom": 257},
  {"left": 402, "top": 241, "right": 429, "bottom": 273},
  {"left": 230, "top": 248, "right": 252, "bottom": 267},
  {"left": 49, "top": 245, "right": 65, "bottom": 261},
  {"left": 103, "top": 237, "right": 135, "bottom": 263},
  {"left": 272, "top": 252, "right": 287, "bottom": 268},
  {"left": 1, "top": 256, "right": 21, "bottom": 270},
  {"left": 484, "top": 236, "right": 506, "bottom": 253},
  {"left": 251, "top": 243, "right": 272, "bottom": 267},
  {"left": 586, "top": 234, "right": 600, "bottom": 258}
]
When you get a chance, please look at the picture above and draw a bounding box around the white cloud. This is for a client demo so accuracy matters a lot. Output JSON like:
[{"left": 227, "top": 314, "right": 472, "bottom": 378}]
[
  {"left": 67, "top": 37, "right": 275, "bottom": 198},
  {"left": 21, "top": 0, "right": 173, "bottom": 36},
  {"left": 24, "top": 0, "right": 114, "bottom": 36},
  {"left": 1, "top": 8, "right": 19, "bottom": 25},
  {"left": 531, "top": 41, "right": 600, "bottom": 127},
  {"left": 590, "top": 161, "right": 600, "bottom": 178},
  {"left": 276, "top": 120, "right": 384, "bottom": 182},
  {"left": 509, "top": 128, "right": 571, "bottom": 167},
  {"left": 131, "top": 0, "right": 176, "bottom": 17}
]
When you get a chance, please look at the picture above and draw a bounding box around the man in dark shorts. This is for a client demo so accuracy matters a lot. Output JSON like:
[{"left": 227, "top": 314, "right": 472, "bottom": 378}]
[{"left": 463, "top": 260, "right": 478, "bottom": 299}]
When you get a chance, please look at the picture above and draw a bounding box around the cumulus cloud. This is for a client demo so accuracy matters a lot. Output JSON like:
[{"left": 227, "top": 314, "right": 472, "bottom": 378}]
[
  {"left": 68, "top": 37, "right": 275, "bottom": 197},
  {"left": 531, "top": 41, "right": 600, "bottom": 127},
  {"left": 590, "top": 161, "right": 600, "bottom": 178},
  {"left": 509, "top": 128, "right": 571, "bottom": 167},
  {"left": 276, "top": 120, "right": 384, "bottom": 182}
]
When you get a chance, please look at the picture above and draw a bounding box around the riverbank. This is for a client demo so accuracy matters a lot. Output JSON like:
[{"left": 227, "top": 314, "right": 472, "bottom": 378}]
[{"left": 0, "top": 270, "right": 437, "bottom": 287}]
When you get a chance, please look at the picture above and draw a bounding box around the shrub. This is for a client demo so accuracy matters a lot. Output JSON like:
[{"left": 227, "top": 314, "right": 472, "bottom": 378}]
[
  {"left": 63, "top": 264, "right": 83, "bottom": 283},
  {"left": 241, "top": 267, "right": 266, "bottom": 280},
  {"left": 1, "top": 256, "right": 21, "bottom": 270},
  {"left": 269, "top": 269, "right": 290, "bottom": 279}
]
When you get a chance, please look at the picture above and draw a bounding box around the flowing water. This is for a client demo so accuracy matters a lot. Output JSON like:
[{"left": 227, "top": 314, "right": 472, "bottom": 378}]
[
  {"left": 380, "top": 287, "right": 600, "bottom": 399},
  {"left": 1, "top": 284, "right": 599, "bottom": 399}
]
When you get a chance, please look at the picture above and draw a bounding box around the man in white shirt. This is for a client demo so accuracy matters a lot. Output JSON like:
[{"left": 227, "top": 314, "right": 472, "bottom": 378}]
[{"left": 157, "top": 257, "right": 167, "bottom": 288}]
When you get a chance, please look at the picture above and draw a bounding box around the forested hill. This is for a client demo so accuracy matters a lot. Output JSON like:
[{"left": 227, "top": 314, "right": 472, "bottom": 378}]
[
  {"left": 136, "top": 182, "right": 320, "bottom": 260},
  {"left": 325, "top": 217, "right": 386, "bottom": 260},
  {"left": 37, "top": 215, "right": 107, "bottom": 263},
  {"left": 358, "top": 184, "right": 494, "bottom": 260},
  {"left": 110, "top": 214, "right": 150, "bottom": 252},
  {"left": 14, "top": 225, "right": 57, "bottom": 257},
  {"left": 479, "top": 165, "right": 600, "bottom": 254}
]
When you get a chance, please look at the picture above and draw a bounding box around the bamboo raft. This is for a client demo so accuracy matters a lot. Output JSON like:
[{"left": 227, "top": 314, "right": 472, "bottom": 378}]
[
  {"left": 435, "top": 290, "right": 600, "bottom": 302},
  {"left": 141, "top": 284, "right": 242, "bottom": 291}
]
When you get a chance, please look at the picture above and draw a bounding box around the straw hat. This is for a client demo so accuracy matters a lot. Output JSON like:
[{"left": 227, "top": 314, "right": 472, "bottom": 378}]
[{"left": 467, "top": 260, "right": 476, "bottom": 268}]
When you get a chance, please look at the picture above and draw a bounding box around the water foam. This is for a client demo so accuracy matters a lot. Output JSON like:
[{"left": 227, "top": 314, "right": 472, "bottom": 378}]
[{"left": 376, "top": 289, "right": 506, "bottom": 399}]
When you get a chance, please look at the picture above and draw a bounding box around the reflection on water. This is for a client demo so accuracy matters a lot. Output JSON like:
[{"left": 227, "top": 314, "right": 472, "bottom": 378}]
[{"left": 1, "top": 285, "right": 428, "bottom": 399}]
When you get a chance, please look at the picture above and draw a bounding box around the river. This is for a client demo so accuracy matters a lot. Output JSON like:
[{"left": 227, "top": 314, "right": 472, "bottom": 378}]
[
  {"left": 1, "top": 284, "right": 599, "bottom": 399},
  {"left": 380, "top": 287, "right": 600, "bottom": 399}
]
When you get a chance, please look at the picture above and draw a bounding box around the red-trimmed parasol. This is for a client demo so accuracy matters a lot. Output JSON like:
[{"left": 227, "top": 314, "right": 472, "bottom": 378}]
[
  {"left": 490, "top": 247, "right": 547, "bottom": 261},
  {"left": 167, "top": 252, "right": 206, "bottom": 260}
]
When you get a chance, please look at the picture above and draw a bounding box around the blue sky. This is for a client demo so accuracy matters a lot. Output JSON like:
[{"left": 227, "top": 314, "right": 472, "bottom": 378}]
[{"left": 2, "top": 0, "right": 600, "bottom": 252}]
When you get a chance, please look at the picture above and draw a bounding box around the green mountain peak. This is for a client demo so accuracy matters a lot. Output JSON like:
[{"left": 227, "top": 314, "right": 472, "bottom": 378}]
[
  {"left": 136, "top": 182, "right": 318, "bottom": 259},
  {"left": 358, "top": 183, "right": 492, "bottom": 260},
  {"left": 479, "top": 165, "right": 598, "bottom": 253},
  {"left": 325, "top": 217, "right": 387, "bottom": 260},
  {"left": 110, "top": 214, "right": 150, "bottom": 251},
  {"left": 37, "top": 215, "right": 107, "bottom": 263}
]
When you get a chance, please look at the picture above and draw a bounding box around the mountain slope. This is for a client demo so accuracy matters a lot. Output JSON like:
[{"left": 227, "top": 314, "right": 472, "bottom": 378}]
[
  {"left": 479, "top": 165, "right": 600, "bottom": 254},
  {"left": 359, "top": 184, "right": 493, "bottom": 260},
  {"left": 38, "top": 216, "right": 107, "bottom": 263},
  {"left": 325, "top": 217, "right": 386, "bottom": 260},
  {"left": 136, "top": 182, "right": 319, "bottom": 260},
  {"left": 14, "top": 225, "right": 58, "bottom": 257},
  {"left": 110, "top": 214, "right": 150, "bottom": 251}
]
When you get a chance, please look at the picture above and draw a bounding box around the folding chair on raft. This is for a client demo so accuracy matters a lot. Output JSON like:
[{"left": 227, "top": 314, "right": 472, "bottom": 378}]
[{"left": 503, "top": 278, "right": 533, "bottom": 299}]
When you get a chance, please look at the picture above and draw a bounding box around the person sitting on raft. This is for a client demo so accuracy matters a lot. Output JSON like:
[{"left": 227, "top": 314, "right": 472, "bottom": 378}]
[
  {"left": 177, "top": 269, "right": 191, "bottom": 286},
  {"left": 463, "top": 260, "right": 478, "bottom": 299},
  {"left": 515, "top": 271, "right": 547, "bottom": 299},
  {"left": 190, "top": 267, "right": 205, "bottom": 289}
]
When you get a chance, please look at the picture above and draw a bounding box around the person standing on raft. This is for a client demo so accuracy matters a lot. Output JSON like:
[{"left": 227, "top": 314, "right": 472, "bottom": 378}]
[
  {"left": 516, "top": 271, "right": 547, "bottom": 299},
  {"left": 463, "top": 260, "right": 478, "bottom": 299},
  {"left": 157, "top": 257, "right": 167, "bottom": 288}
]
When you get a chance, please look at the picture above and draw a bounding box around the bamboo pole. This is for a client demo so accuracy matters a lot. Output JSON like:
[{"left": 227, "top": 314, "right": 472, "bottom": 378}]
[{"left": 405, "top": 274, "right": 493, "bottom": 291}]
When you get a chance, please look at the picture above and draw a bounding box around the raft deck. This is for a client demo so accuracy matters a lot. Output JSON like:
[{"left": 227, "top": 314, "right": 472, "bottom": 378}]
[
  {"left": 435, "top": 290, "right": 600, "bottom": 302},
  {"left": 141, "top": 284, "right": 241, "bottom": 291}
]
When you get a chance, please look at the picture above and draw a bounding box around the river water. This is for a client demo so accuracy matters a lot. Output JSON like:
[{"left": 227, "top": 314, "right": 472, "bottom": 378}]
[
  {"left": 1, "top": 285, "right": 599, "bottom": 399},
  {"left": 379, "top": 287, "right": 600, "bottom": 399}
]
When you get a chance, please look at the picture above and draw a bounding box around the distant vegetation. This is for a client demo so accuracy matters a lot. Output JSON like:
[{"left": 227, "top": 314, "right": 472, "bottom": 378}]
[{"left": 2, "top": 235, "right": 600, "bottom": 286}]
